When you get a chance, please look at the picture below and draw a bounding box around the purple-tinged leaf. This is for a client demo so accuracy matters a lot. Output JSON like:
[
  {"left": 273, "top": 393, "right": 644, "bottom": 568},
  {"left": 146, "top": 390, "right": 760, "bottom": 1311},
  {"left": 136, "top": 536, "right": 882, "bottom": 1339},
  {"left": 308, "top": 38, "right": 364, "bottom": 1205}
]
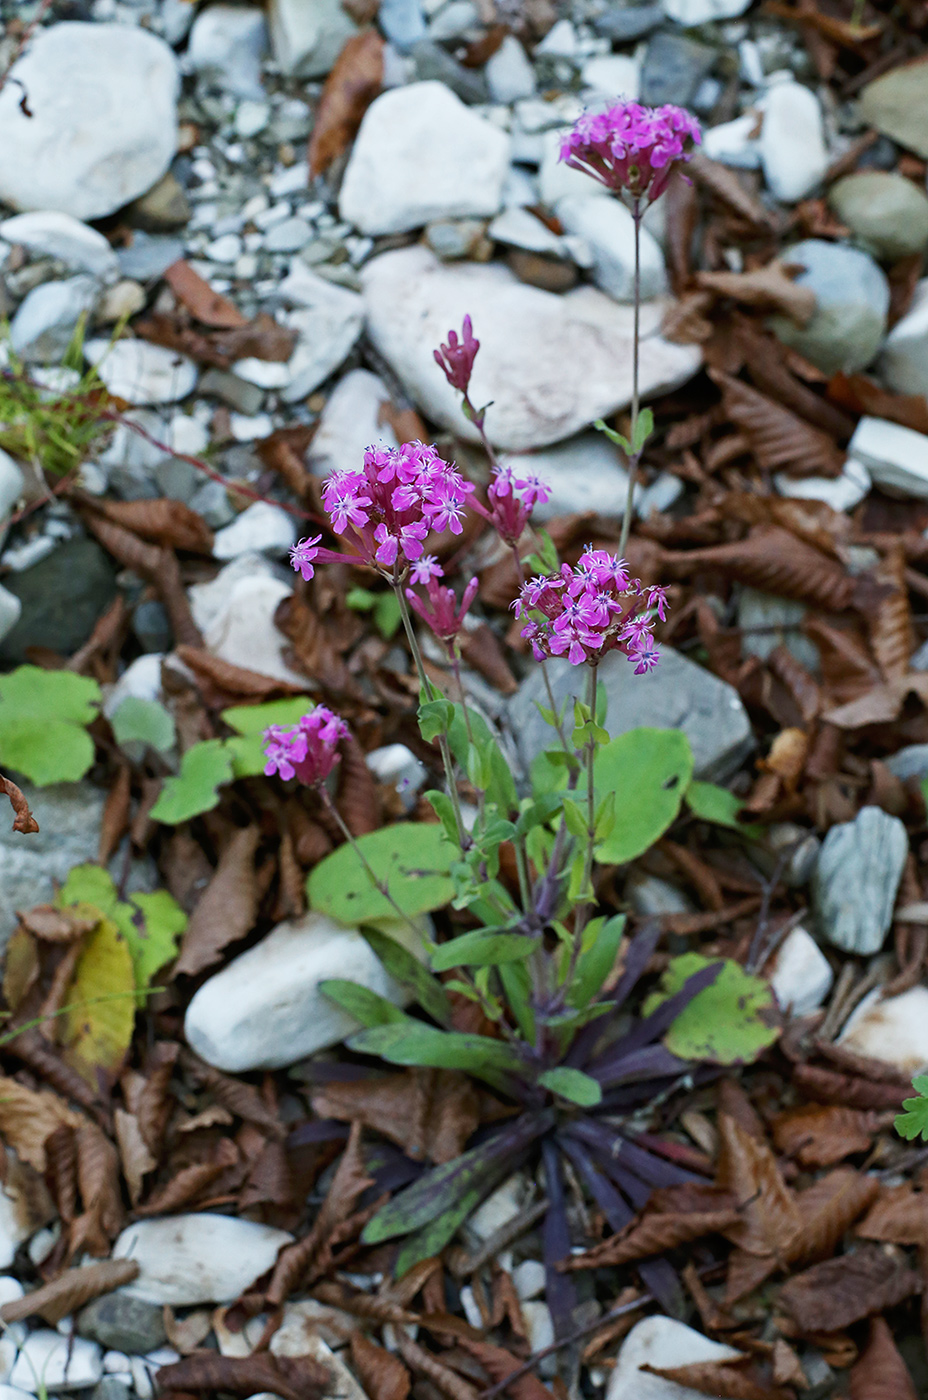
[
  {"left": 567, "top": 921, "right": 661, "bottom": 1067},
  {"left": 286, "top": 1119, "right": 351, "bottom": 1148},
  {"left": 542, "top": 1138, "right": 577, "bottom": 1341},
  {"left": 594, "top": 1043, "right": 690, "bottom": 1089},
  {"left": 639, "top": 1256, "right": 685, "bottom": 1316},
  {"left": 561, "top": 1135, "right": 635, "bottom": 1233},
  {"left": 587, "top": 961, "right": 722, "bottom": 1080}
]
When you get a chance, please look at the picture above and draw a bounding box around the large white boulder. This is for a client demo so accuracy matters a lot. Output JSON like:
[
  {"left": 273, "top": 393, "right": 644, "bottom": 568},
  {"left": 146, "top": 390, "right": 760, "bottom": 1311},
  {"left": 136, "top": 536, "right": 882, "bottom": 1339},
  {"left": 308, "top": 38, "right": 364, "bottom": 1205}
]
[
  {"left": 361, "top": 245, "right": 701, "bottom": 451},
  {"left": 0, "top": 24, "right": 179, "bottom": 220},
  {"left": 339, "top": 82, "right": 510, "bottom": 236},
  {"left": 0, "top": 211, "right": 119, "bottom": 280},
  {"left": 113, "top": 1215, "right": 292, "bottom": 1305}
]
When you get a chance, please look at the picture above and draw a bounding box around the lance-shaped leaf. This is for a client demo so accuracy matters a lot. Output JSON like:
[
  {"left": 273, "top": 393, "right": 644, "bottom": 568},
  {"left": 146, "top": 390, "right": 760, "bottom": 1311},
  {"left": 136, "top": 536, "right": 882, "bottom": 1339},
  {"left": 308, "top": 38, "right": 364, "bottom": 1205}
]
[
  {"left": 360, "top": 927, "right": 452, "bottom": 1028},
  {"left": 430, "top": 929, "right": 538, "bottom": 971},
  {"left": 538, "top": 1067, "right": 602, "bottom": 1107},
  {"left": 588, "top": 959, "right": 723, "bottom": 1082},
  {"left": 320, "top": 981, "right": 408, "bottom": 1029},
  {"left": 347, "top": 1022, "right": 528, "bottom": 1095}
]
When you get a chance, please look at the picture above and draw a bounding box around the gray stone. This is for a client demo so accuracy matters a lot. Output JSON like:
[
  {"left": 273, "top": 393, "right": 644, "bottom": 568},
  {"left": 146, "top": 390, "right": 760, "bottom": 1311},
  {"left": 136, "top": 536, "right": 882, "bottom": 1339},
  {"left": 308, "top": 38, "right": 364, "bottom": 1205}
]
[
  {"left": 429, "top": 0, "right": 480, "bottom": 40},
  {"left": 640, "top": 34, "right": 715, "bottom": 108},
  {"left": 190, "top": 479, "right": 235, "bottom": 528},
  {"left": 90, "top": 1381, "right": 132, "bottom": 1400},
  {"left": 485, "top": 34, "right": 536, "bottom": 103},
  {"left": 127, "top": 172, "right": 191, "bottom": 232},
  {"left": 625, "top": 872, "right": 694, "bottom": 917},
  {"left": 425, "top": 218, "right": 489, "bottom": 261},
  {"left": 880, "top": 278, "right": 928, "bottom": 399},
  {"left": 774, "top": 458, "right": 871, "bottom": 512},
  {"left": 263, "top": 216, "right": 312, "bottom": 253},
  {"left": 10, "top": 276, "right": 99, "bottom": 364},
  {"left": 507, "top": 646, "right": 752, "bottom": 782},
  {"left": 858, "top": 57, "right": 928, "bottom": 161},
  {"left": 737, "top": 587, "right": 818, "bottom": 671},
  {"left": 411, "top": 40, "right": 488, "bottom": 104},
  {"left": 847, "top": 416, "right": 928, "bottom": 499},
  {"left": 0, "top": 212, "right": 118, "bottom": 281},
  {"left": 511, "top": 433, "right": 636, "bottom": 521},
  {"left": 554, "top": 195, "right": 666, "bottom": 303},
  {"left": 0, "top": 781, "right": 105, "bottom": 952},
  {"left": 381, "top": 0, "right": 427, "bottom": 49},
  {"left": 0, "top": 24, "right": 178, "bottom": 222},
  {"left": 133, "top": 599, "right": 173, "bottom": 654},
  {"left": 199, "top": 368, "right": 265, "bottom": 416},
  {"left": 0, "top": 538, "right": 117, "bottom": 665},
  {"left": 78, "top": 1295, "right": 166, "bottom": 1356},
  {"left": 186, "top": 4, "right": 267, "bottom": 98},
  {"left": 268, "top": 0, "right": 358, "bottom": 77},
  {"left": 885, "top": 744, "right": 928, "bottom": 782},
  {"left": 811, "top": 805, "right": 908, "bottom": 954},
  {"left": 828, "top": 171, "right": 928, "bottom": 262},
  {"left": 116, "top": 235, "right": 186, "bottom": 283},
  {"left": 592, "top": 3, "right": 663, "bottom": 41},
  {"left": 661, "top": 0, "right": 749, "bottom": 21},
  {"left": 770, "top": 239, "right": 890, "bottom": 376}
]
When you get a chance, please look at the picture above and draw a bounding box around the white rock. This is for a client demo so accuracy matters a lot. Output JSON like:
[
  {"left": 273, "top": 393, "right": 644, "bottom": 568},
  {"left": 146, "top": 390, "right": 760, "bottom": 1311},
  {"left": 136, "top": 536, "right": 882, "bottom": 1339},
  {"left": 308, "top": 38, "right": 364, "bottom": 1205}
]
[
  {"left": 510, "top": 433, "right": 636, "bottom": 521},
  {"left": 264, "top": 216, "right": 312, "bottom": 253},
  {"left": 838, "top": 985, "right": 928, "bottom": 1076},
  {"left": 0, "top": 449, "right": 24, "bottom": 521},
  {"left": 488, "top": 207, "right": 573, "bottom": 259},
  {"left": 702, "top": 113, "right": 762, "bottom": 169},
  {"left": 607, "top": 1317, "right": 742, "bottom": 1400},
  {"left": 186, "top": 4, "right": 267, "bottom": 98},
  {"left": 485, "top": 35, "right": 536, "bottom": 104},
  {"left": 268, "top": 0, "right": 358, "bottom": 78},
  {"left": 767, "top": 925, "right": 833, "bottom": 1018},
  {"left": 185, "top": 910, "right": 425, "bottom": 1071},
  {"left": 759, "top": 79, "right": 828, "bottom": 203},
  {"left": 636, "top": 470, "right": 685, "bottom": 518},
  {"left": 236, "top": 268, "right": 363, "bottom": 401},
  {"left": 97, "top": 279, "right": 146, "bottom": 324},
  {"left": 113, "top": 1215, "right": 293, "bottom": 1305},
  {"left": 880, "top": 278, "right": 928, "bottom": 399},
  {"left": 521, "top": 1301, "right": 554, "bottom": 1356},
  {"left": 661, "top": 0, "right": 750, "bottom": 21},
  {"left": 554, "top": 195, "right": 667, "bottom": 302},
  {"left": 538, "top": 129, "right": 610, "bottom": 207},
  {"left": 774, "top": 458, "right": 871, "bottom": 512},
  {"left": 308, "top": 369, "right": 398, "bottom": 479},
  {"left": 230, "top": 412, "right": 275, "bottom": 441},
  {"left": 10, "top": 276, "right": 99, "bottom": 364},
  {"left": 535, "top": 19, "right": 577, "bottom": 56},
  {"left": 0, "top": 1385, "right": 32, "bottom": 1399},
  {"left": 0, "top": 23, "right": 178, "bottom": 221},
  {"left": 205, "top": 233, "right": 242, "bottom": 264},
  {"left": 339, "top": 82, "right": 510, "bottom": 236},
  {"left": 581, "top": 53, "right": 640, "bottom": 100},
  {"left": 188, "top": 553, "right": 308, "bottom": 685},
  {"left": 847, "top": 416, "right": 928, "bottom": 499},
  {"left": 0, "top": 1184, "right": 33, "bottom": 1272},
  {"left": 8, "top": 1331, "right": 102, "bottom": 1394},
  {"left": 0, "top": 211, "right": 118, "bottom": 280},
  {"left": 271, "top": 1332, "right": 366, "bottom": 1400},
  {"left": 103, "top": 1352, "right": 132, "bottom": 1373},
  {"left": 84, "top": 339, "right": 198, "bottom": 405},
  {"left": 103, "top": 654, "right": 164, "bottom": 721},
  {"left": 625, "top": 872, "right": 694, "bottom": 917},
  {"left": 213, "top": 502, "right": 297, "bottom": 560},
  {"left": 512, "top": 1258, "right": 546, "bottom": 1300},
  {"left": 467, "top": 1174, "right": 529, "bottom": 1243},
  {"left": 362, "top": 245, "right": 702, "bottom": 451},
  {"left": 366, "top": 743, "right": 427, "bottom": 810},
  {"left": 270, "top": 1298, "right": 356, "bottom": 1351}
]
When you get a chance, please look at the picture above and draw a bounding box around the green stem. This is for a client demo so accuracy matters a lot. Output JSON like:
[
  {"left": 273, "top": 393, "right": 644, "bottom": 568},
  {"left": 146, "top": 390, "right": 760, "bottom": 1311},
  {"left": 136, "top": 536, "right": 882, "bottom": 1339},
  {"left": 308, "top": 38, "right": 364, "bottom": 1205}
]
[
  {"left": 318, "top": 785, "right": 422, "bottom": 936},
  {"left": 617, "top": 199, "right": 642, "bottom": 561}
]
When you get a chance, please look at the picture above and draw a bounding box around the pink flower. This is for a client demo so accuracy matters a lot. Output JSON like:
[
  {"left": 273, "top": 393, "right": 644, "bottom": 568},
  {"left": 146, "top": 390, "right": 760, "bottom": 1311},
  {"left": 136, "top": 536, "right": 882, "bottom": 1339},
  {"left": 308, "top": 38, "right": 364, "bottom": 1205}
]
[
  {"left": 407, "top": 574, "right": 480, "bottom": 645},
  {"left": 410, "top": 554, "right": 444, "bottom": 584},
  {"left": 263, "top": 706, "right": 350, "bottom": 787},
  {"left": 559, "top": 101, "right": 701, "bottom": 205},
  {"left": 513, "top": 546, "right": 664, "bottom": 670},
  {"left": 290, "top": 534, "right": 321, "bottom": 582},
  {"left": 473, "top": 463, "right": 551, "bottom": 546},
  {"left": 434, "top": 315, "right": 480, "bottom": 395}
]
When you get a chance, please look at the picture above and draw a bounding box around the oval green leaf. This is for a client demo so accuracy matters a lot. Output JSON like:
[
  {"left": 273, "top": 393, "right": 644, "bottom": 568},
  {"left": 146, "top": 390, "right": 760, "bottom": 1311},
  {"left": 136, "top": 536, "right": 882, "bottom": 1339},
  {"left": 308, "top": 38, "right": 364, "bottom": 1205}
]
[
  {"left": 592, "top": 728, "right": 694, "bottom": 865},
  {"left": 307, "top": 822, "right": 455, "bottom": 924},
  {"left": 643, "top": 953, "right": 781, "bottom": 1066}
]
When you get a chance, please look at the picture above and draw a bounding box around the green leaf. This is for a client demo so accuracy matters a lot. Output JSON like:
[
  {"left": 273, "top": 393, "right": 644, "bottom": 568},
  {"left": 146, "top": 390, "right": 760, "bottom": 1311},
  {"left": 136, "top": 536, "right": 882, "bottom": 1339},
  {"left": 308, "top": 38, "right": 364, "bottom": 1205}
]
[
  {"left": 418, "top": 699, "right": 456, "bottom": 744},
  {"left": 149, "top": 740, "right": 235, "bottom": 825},
  {"left": 632, "top": 406, "right": 654, "bottom": 454},
  {"left": 424, "top": 790, "right": 460, "bottom": 845},
  {"left": 346, "top": 587, "right": 377, "bottom": 612},
  {"left": 111, "top": 697, "right": 175, "bottom": 753},
  {"left": 60, "top": 913, "right": 136, "bottom": 1085},
  {"left": 360, "top": 927, "right": 452, "bottom": 1028},
  {"left": 644, "top": 954, "right": 780, "bottom": 1066},
  {"left": 320, "top": 980, "right": 408, "bottom": 1028},
  {"left": 538, "top": 1067, "right": 602, "bottom": 1107},
  {"left": 430, "top": 929, "right": 538, "bottom": 971},
  {"left": 592, "top": 728, "right": 694, "bottom": 865},
  {"left": 498, "top": 962, "right": 535, "bottom": 1042},
  {"left": 347, "top": 1022, "right": 526, "bottom": 1093},
  {"left": 594, "top": 418, "right": 631, "bottom": 454},
  {"left": 896, "top": 1077, "right": 928, "bottom": 1141},
  {"left": 56, "top": 864, "right": 186, "bottom": 990},
  {"left": 307, "top": 822, "right": 456, "bottom": 925},
  {"left": 685, "top": 780, "right": 763, "bottom": 837},
  {"left": 221, "top": 697, "right": 312, "bottom": 778},
  {"left": 374, "top": 592, "right": 402, "bottom": 639},
  {"left": 0, "top": 666, "right": 102, "bottom": 785},
  {"left": 568, "top": 913, "right": 625, "bottom": 1010},
  {"left": 395, "top": 1192, "right": 488, "bottom": 1276}
]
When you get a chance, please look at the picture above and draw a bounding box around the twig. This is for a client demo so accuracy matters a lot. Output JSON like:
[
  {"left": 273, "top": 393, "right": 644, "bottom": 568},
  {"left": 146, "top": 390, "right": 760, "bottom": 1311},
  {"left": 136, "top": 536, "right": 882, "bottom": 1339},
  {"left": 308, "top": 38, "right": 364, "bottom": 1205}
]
[{"left": 450, "top": 1197, "right": 549, "bottom": 1277}]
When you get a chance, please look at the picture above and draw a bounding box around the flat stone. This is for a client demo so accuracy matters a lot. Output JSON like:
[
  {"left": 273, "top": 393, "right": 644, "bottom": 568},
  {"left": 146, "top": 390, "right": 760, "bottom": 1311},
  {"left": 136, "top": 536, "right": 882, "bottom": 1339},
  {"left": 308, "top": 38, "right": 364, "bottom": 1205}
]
[
  {"left": 661, "top": 0, "right": 750, "bottom": 21},
  {"left": 488, "top": 207, "right": 575, "bottom": 260},
  {"left": 188, "top": 553, "right": 308, "bottom": 686},
  {"left": 486, "top": 35, "right": 536, "bottom": 104},
  {"left": 625, "top": 872, "right": 694, "bottom": 917},
  {"left": 308, "top": 368, "right": 399, "bottom": 479},
  {"left": 0, "top": 538, "right": 117, "bottom": 665},
  {"left": 766, "top": 925, "right": 833, "bottom": 1018},
  {"left": 127, "top": 172, "right": 191, "bottom": 232},
  {"left": 640, "top": 33, "right": 716, "bottom": 108},
  {"left": 425, "top": 218, "right": 490, "bottom": 262},
  {"left": 97, "top": 281, "right": 147, "bottom": 325},
  {"left": 607, "top": 1317, "right": 742, "bottom": 1400},
  {"left": 117, "top": 235, "right": 186, "bottom": 283},
  {"left": 847, "top": 415, "right": 928, "bottom": 499},
  {"left": 361, "top": 245, "right": 702, "bottom": 451},
  {"left": 381, "top": 0, "right": 427, "bottom": 49},
  {"left": 828, "top": 171, "right": 928, "bottom": 262},
  {"left": 737, "top": 587, "right": 818, "bottom": 671},
  {"left": 880, "top": 277, "right": 928, "bottom": 398},
  {"left": 0, "top": 212, "right": 118, "bottom": 280},
  {"left": 0, "top": 782, "right": 105, "bottom": 948},
  {"left": 507, "top": 646, "right": 752, "bottom": 782},
  {"left": 0, "top": 450, "right": 24, "bottom": 524},
  {"left": 411, "top": 39, "right": 488, "bottom": 104},
  {"left": 554, "top": 195, "right": 666, "bottom": 302},
  {"left": 9, "top": 1331, "right": 102, "bottom": 1393},
  {"left": 593, "top": 3, "right": 664, "bottom": 41},
  {"left": 263, "top": 216, "right": 313, "bottom": 253},
  {"left": 512, "top": 1259, "right": 546, "bottom": 1300},
  {"left": 77, "top": 1295, "right": 166, "bottom": 1356},
  {"left": 199, "top": 368, "right": 266, "bottom": 416},
  {"left": 811, "top": 805, "right": 908, "bottom": 954},
  {"left": 237, "top": 266, "right": 363, "bottom": 401},
  {"left": 770, "top": 239, "right": 889, "bottom": 376},
  {"left": 859, "top": 57, "right": 928, "bottom": 161},
  {"left": 84, "top": 339, "right": 198, "bottom": 405},
  {"left": 339, "top": 82, "right": 509, "bottom": 236},
  {"left": 582, "top": 53, "right": 640, "bottom": 101},
  {"left": 774, "top": 458, "right": 871, "bottom": 512},
  {"left": 184, "top": 911, "right": 424, "bottom": 1071},
  {"left": 759, "top": 78, "right": 828, "bottom": 203},
  {"left": 113, "top": 1216, "right": 293, "bottom": 1305},
  {"left": 838, "top": 985, "right": 928, "bottom": 1075},
  {"left": 10, "top": 276, "right": 99, "bottom": 364},
  {"left": 509, "top": 433, "right": 636, "bottom": 521},
  {"left": 213, "top": 502, "right": 297, "bottom": 560},
  {"left": 506, "top": 250, "right": 578, "bottom": 293},
  {"left": 702, "top": 113, "right": 762, "bottom": 169},
  {"left": 186, "top": 4, "right": 267, "bottom": 99},
  {"left": 366, "top": 744, "right": 427, "bottom": 811},
  {"left": 887, "top": 743, "right": 928, "bottom": 781},
  {"left": 268, "top": 0, "right": 358, "bottom": 77},
  {"left": 0, "top": 23, "right": 178, "bottom": 221}
]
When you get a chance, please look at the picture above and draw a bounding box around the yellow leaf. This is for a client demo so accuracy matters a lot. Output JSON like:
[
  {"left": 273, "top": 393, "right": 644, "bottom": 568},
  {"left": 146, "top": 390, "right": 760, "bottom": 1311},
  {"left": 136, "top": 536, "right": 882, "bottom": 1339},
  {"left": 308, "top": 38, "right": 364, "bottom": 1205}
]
[{"left": 60, "top": 916, "right": 136, "bottom": 1087}]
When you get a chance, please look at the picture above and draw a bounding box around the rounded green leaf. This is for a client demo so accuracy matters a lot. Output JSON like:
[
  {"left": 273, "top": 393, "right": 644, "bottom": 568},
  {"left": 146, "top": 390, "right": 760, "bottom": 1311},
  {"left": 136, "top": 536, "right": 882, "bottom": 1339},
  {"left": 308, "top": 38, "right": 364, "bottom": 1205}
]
[
  {"left": 111, "top": 697, "right": 175, "bottom": 753},
  {"left": 149, "top": 740, "right": 235, "bottom": 825},
  {"left": 592, "top": 728, "right": 694, "bottom": 865},
  {"left": 643, "top": 953, "right": 781, "bottom": 1065},
  {"left": 0, "top": 718, "right": 95, "bottom": 785},
  {"left": 0, "top": 666, "right": 100, "bottom": 723},
  {"left": 307, "top": 822, "right": 455, "bottom": 924}
]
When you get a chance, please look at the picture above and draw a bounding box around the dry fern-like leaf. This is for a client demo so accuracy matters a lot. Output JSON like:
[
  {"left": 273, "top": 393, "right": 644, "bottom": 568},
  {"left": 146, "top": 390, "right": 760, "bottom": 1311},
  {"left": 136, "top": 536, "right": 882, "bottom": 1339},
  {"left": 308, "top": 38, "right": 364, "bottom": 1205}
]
[
  {"left": 868, "top": 544, "right": 915, "bottom": 683},
  {"left": 696, "top": 262, "right": 816, "bottom": 324},
  {"left": 711, "top": 370, "right": 844, "bottom": 478}
]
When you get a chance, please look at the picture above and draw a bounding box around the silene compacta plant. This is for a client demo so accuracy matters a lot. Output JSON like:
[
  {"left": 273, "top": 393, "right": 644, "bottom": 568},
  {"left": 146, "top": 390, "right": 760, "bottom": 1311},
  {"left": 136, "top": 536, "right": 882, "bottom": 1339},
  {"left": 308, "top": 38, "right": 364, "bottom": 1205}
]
[{"left": 261, "top": 102, "right": 776, "bottom": 1320}]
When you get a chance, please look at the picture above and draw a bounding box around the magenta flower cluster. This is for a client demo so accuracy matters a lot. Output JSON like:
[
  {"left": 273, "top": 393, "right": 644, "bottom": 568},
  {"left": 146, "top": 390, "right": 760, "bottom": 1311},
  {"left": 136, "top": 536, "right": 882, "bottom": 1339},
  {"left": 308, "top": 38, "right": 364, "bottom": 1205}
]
[
  {"left": 559, "top": 100, "right": 701, "bottom": 205},
  {"left": 407, "top": 568, "right": 480, "bottom": 645},
  {"left": 473, "top": 464, "right": 552, "bottom": 547},
  {"left": 514, "top": 548, "right": 667, "bottom": 672},
  {"left": 263, "top": 706, "right": 349, "bottom": 786}
]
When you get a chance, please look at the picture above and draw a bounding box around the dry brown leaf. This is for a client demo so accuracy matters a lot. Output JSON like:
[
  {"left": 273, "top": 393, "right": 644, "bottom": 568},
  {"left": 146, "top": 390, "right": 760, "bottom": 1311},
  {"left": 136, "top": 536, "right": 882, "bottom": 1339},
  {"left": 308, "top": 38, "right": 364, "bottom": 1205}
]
[
  {"left": 771, "top": 1338, "right": 807, "bottom": 1390},
  {"left": 662, "top": 528, "right": 856, "bottom": 612},
  {"left": 18, "top": 906, "right": 96, "bottom": 943},
  {"left": 113, "top": 1108, "right": 157, "bottom": 1206},
  {"left": 689, "top": 153, "right": 777, "bottom": 229},
  {"left": 156, "top": 1349, "right": 329, "bottom": 1400},
  {"left": 309, "top": 28, "right": 384, "bottom": 177},
  {"left": 869, "top": 544, "right": 914, "bottom": 683},
  {"left": 777, "top": 1243, "right": 921, "bottom": 1333},
  {"left": 643, "top": 1357, "right": 789, "bottom": 1400},
  {"left": 454, "top": 1337, "right": 556, "bottom": 1400},
  {"left": 787, "top": 1168, "right": 879, "bottom": 1268},
  {"left": 0, "top": 1077, "right": 82, "bottom": 1172},
  {"left": 716, "top": 1114, "right": 801, "bottom": 1260},
  {"left": 138, "top": 1138, "right": 239, "bottom": 1215},
  {"left": 182, "top": 1052, "right": 286, "bottom": 1139},
  {"left": 136, "top": 1040, "right": 180, "bottom": 1157},
  {"left": 88, "top": 497, "right": 213, "bottom": 555},
  {"left": 567, "top": 1208, "right": 740, "bottom": 1270},
  {"left": 136, "top": 310, "right": 297, "bottom": 368},
  {"left": 857, "top": 1183, "right": 928, "bottom": 1246},
  {"left": 255, "top": 425, "right": 315, "bottom": 498},
  {"left": 163, "top": 260, "right": 247, "bottom": 328},
  {"left": 696, "top": 263, "right": 816, "bottom": 323},
  {"left": 0, "top": 773, "right": 38, "bottom": 834},
  {"left": 70, "top": 1121, "right": 124, "bottom": 1257},
  {"left": 312, "top": 1069, "right": 480, "bottom": 1166},
  {"left": 771, "top": 1106, "right": 885, "bottom": 1167},
  {"left": 0, "top": 1258, "right": 139, "bottom": 1325},
  {"left": 828, "top": 372, "right": 928, "bottom": 437},
  {"left": 711, "top": 371, "right": 844, "bottom": 478},
  {"left": 173, "top": 644, "right": 308, "bottom": 706},
  {"left": 849, "top": 1316, "right": 918, "bottom": 1400},
  {"left": 174, "top": 825, "right": 261, "bottom": 977},
  {"left": 351, "top": 1331, "right": 411, "bottom": 1400},
  {"left": 337, "top": 735, "right": 382, "bottom": 837},
  {"left": 824, "top": 672, "right": 928, "bottom": 729},
  {"left": 760, "top": 728, "right": 808, "bottom": 790},
  {"left": 393, "top": 1332, "right": 479, "bottom": 1400}
]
